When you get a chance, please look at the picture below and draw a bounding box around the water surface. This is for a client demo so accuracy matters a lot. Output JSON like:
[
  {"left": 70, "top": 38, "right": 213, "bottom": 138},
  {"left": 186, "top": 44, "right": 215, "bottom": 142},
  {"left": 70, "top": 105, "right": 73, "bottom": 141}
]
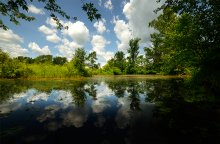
[{"left": 0, "top": 76, "right": 219, "bottom": 144}]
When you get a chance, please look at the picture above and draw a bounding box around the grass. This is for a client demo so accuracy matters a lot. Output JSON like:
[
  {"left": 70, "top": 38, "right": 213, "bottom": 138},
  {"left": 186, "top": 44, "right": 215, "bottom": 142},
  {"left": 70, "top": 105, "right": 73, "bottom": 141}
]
[{"left": 27, "top": 64, "right": 74, "bottom": 78}]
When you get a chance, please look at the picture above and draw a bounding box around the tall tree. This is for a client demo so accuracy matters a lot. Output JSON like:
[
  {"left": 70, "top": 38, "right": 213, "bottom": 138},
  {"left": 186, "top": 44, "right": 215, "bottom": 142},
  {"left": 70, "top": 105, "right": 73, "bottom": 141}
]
[
  {"left": 152, "top": 0, "right": 220, "bottom": 90},
  {"left": 72, "top": 48, "right": 88, "bottom": 76},
  {"left": 86, "top": 51, "right": 98, "bottom": 69},
  {"left": 126, "top": 38, "right": 140, "bottom": 74},
  {"left": 113, "top": 51, "right": 126, "bottom": 73}
]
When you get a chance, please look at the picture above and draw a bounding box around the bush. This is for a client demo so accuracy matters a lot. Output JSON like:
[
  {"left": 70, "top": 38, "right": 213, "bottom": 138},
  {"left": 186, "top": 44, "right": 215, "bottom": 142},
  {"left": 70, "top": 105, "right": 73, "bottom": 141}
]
[{"left": 113, "top": 67, "right": 122, "bottom": 75}]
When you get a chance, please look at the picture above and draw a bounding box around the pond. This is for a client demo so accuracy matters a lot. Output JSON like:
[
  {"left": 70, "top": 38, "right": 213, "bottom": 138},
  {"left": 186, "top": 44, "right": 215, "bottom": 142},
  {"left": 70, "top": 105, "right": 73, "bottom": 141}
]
[{"left": 0, "top": 76, "right": 219, "bottom": 144}]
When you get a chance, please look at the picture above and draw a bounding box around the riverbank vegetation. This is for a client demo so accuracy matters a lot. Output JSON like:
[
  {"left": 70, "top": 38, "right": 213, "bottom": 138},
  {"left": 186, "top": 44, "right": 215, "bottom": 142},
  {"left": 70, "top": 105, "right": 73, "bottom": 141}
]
[
  {"left": 0, "top": 0, "right": 219, "bottom": 94},
  {"left": 0, "top": 36, "right": 192, "bottom": 79}
]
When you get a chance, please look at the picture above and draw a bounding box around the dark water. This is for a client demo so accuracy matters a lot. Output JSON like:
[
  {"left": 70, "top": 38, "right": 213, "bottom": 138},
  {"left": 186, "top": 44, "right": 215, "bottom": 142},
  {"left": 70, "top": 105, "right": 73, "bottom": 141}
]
[{"left": 0, "top": 77, "right": 219, "bottom": 144}]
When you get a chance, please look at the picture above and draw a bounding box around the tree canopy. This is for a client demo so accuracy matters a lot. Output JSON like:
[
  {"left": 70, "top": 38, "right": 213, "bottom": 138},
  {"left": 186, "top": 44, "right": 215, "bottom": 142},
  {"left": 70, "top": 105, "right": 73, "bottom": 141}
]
[{"left": 0, "top": 0, "right": 101, "bottom": 30}]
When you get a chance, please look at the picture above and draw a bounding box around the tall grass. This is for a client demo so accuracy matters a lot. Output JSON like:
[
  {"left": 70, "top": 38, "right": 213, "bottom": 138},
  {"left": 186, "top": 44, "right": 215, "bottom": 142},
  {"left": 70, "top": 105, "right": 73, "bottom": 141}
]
[{"left": 27, "top": 64, "right": 72, "bottom": 78}]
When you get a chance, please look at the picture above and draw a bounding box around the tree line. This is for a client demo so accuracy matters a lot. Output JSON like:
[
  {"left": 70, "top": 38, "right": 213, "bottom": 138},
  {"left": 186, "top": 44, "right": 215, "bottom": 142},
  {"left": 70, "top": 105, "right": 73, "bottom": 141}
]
[
  {"left": 0, "top": 36, "right": 192, "bottom": 79},
  {"left": 1, "top": 0, "right": 219, "bottom": 94},
  {"left": 0, "top": 48, "right": 99, "bottom": 78}
]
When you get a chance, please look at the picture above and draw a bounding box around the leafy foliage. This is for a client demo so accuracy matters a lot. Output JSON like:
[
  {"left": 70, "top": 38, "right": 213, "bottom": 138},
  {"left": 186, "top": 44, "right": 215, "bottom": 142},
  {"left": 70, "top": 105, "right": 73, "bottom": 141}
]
[
  {"left": 0, "top": 49, "right": 32, "bottom": 78},
  {"left": 86, "top": 51, "right": 99, "bottom": 69},
  {"left": 71, "top": 48, "right": 90, "bottom": 77},
  {"left": 149, "top": 0, "right": 220, "bottom": 91},
  {"left": 52, "top": 56, "right": 67, "bottom": 65},
  {"left": 126, "top": 38, "right": 140, "bottom": 74},
  {"left": 82, "top": 3, "right": 101, "bottom": 22},
  {"left": 0, "top": 0, "right": 101, "bottom": 30}
]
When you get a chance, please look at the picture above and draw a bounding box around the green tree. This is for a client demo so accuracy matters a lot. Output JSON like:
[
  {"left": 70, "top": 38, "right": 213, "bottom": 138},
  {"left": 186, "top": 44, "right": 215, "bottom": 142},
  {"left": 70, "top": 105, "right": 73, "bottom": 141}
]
[
  {"left": 71, "top": 48, "right": 88, "bottom": 76},
  {"left": 0, "top": 49, "right": 10, "bottom": 77},
  {"left": 52, "top": 56, "right": 67, "bottom": 65},
  {"left": 34, "top": 55, "right": 53, "bottom": 64},
  {"left": 136, "top": 55, "right": 146, "bottom": 74},
  {"left": 126, "top": 38, "right": 140, "bottom": 74},
  {"left": 0, "top": 0, "right": 101, "bottom": 30},
  {"left": 86, "top": 51, "right": 98, "bottom": 69},
  {"left": 147, "top": 8, "right": 200, "bottom": 74},
  {"left": 151, "top": 0, "right": 220, "bottom": 91},
  {"left": 16, "top": 56, "right": 33, "bottom": 64},
  {"left": 0, "top": 49, "right": 31, "bottom": 78},
  {"left": 113, "top": 51, "right": 126, "bottom": 73}
]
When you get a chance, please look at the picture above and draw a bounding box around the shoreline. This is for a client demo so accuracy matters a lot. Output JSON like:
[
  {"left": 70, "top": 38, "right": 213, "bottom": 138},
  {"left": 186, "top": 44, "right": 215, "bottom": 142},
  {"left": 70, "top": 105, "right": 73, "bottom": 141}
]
[{"left": 0, "top": 74, "right": 190, "bottom": 81}]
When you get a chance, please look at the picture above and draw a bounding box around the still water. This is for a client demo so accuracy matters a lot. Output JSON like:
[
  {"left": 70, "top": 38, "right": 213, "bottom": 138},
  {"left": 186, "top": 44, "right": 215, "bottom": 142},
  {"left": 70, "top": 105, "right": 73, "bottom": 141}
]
[{"left": 0, "top": 76, "right": 219, "bottom": 144}]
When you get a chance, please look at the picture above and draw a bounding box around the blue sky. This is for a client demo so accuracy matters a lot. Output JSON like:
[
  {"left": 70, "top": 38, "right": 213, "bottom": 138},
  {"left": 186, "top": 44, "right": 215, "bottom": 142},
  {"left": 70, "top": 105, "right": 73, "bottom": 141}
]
[{"left": 0, "top": 0, "right": 162, "bottom": 66}]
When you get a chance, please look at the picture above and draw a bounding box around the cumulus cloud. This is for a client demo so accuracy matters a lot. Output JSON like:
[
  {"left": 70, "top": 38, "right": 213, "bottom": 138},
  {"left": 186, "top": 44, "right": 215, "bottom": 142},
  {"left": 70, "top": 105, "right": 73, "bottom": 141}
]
[
  {"left": 91, "top": 35, "right": 110, "bottom": 52},
  {"left": 28, "top": 42, "right": 51, "bottom": 55},
  {"left": 46, "top": 17, "right": 64, "bottom": 28},
  {"left": 113, "top": 16, "right": 132, "bottom": 52},
  {"left": 46, "top": 34, "right": 61, "bottom": 43},
  {"left": 0, "top": 29, "right": 29, "bottom": 57},
  {"left": 122, "top": 0, "right": 162, "bottom": 42},
  {"left": 28, "top": 4, "right": 45, "bottom": 15},
  {"left": 104, "top": 0, "right": 113, "bottom": 10},
  {"left": 93, "top": 19, "right": 107, "bottom": 34},
  {"left": 38, "top": 25, "right": 61, "bottom": 43},
  {"left": 56, "top": 38, "right": 82, "bottom": 60},
  {"left": 113, "top": 0, "right": 162, "bottom": 51},
  {"left": 38, "top": 25, "right": 57, "bottom": 35},
  {"left": 62, "top": 21, "right": 89, "bottom": 45},
  {"left": 91, "top": 35, "right": 113, "bottom": 66}
]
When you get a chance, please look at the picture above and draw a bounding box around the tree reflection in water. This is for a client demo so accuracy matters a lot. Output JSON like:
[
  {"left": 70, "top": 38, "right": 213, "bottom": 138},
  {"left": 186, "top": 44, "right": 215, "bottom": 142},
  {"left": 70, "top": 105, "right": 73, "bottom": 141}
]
[{"left": 0, "top": 77, "right": 219, "bottom": 144}]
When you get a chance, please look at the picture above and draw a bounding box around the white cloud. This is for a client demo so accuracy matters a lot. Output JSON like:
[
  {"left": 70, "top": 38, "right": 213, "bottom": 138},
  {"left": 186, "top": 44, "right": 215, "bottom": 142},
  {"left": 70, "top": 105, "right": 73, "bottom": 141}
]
[
  {"left": 38, "top": 25, "right": 57, "bottom": 35},
  {"left": 91, "top": 35, "right": 113, "bottom": 66},
  {"left": 104, "top": 0, "right": 113, "bottom": 10},
  {"left": 38, "top": 25, "right": 61, "bottom": 43},
  {"left": 46, "top": 34, "right": 61, "bottom": 43},
  {"left": 123, "top": 0, "right": 162, "bottom": 42},
  {"left": 56, "top": 38, "right": 82, "bottom": 60},
  {"left": 113, "top": 0, "right": 162, "bottom": 52},
  {"left": 28, "top": 42, "right": 51, "bottom": 55},
  {"left": 93, "top": 19, "right": 106, "bottom": 34},
  {"left": 62, "top": 21, "right": 89, "bottom": 45},
  {"left": 28, "top": 4, "right": 45, "bottom": 15},
  {"left": 92, "top": 35, "right": 110, "bottom": 53},
  {"left": 0, "top": 29, "right": 29, "bottom": 57},
  {"left": 113, "top": 16, "right": 132, "bottom": 52},
  {"left": 46, "top": 17, "right": 57, "bottom": 27},
  {"left": 46, "top": 17, "right": 64, "bottom": 28},
  {"left": 0, "top": 29, "right": 23, "bottom": 43}
]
